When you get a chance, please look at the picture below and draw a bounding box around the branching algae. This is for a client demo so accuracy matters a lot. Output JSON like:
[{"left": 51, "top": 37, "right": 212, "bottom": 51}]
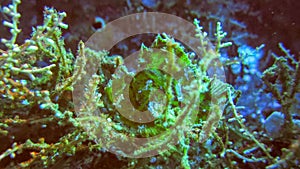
[{"left": 0, "top": 0, "right": 299, "bottom": 169}]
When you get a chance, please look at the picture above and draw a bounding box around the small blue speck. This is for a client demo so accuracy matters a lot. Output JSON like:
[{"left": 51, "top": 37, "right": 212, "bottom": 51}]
[{"left": 21, "top": 99, "right": 29, "bottom": 105}]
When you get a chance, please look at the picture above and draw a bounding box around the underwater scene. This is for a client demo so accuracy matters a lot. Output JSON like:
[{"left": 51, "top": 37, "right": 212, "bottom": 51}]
[{"left": 0, "top": 0, "right": 300, "bottom": 168}]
